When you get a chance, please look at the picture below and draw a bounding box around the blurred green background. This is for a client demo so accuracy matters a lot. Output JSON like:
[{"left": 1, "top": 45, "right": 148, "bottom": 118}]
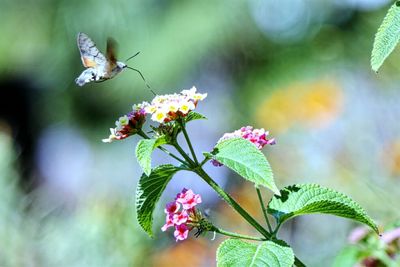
[{"left": 1, "top": 0, "right": 400, "bottom": 266}]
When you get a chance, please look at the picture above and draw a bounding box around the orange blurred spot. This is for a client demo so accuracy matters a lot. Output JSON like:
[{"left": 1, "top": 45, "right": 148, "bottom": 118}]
[
  {"left": 151, "top": 239, "right": 212, "bottom": 267},
  {"left": 256, "top": 79, "right": 343, "bottom": 133},
  {"left": 381, "top": 140, "right": 400, "bottom": 177}
]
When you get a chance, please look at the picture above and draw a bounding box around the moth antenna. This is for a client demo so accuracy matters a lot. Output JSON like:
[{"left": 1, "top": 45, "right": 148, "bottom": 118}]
[
  {"left": 126, "top": 66, "right": 156, "bottom": 96},
  {"left": 125, "top": 51, "right": 141, "bottom": 62}
]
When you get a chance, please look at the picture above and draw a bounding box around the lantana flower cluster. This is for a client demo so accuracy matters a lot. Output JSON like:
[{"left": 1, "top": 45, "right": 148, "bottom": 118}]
[
  {"left": 161, "top": 188, "right": 202, "bottom": 241},
  {"left": 212, "top": 126, "right": 275, "bottom": 166},
  {"left": 145, "top": 87, "right": 207, "bottom": 123},
  {"left": 103, "top": 87, "right": 206, "bottom": 142},
  {"left": 102, "top": 103, "right": 147, "bottom": 143}
]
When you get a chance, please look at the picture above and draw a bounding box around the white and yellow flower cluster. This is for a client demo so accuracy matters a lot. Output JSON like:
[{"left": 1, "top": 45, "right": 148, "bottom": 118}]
[
  {"left": 145, "top": 87, "right": 207, "bottom": 123},
  {"left": 103, "top": 87, "right": 207, "bottom": 142}
]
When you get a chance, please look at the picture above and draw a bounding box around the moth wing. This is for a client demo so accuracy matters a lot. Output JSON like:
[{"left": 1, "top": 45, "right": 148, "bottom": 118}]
[
  {"left": 77, "top": 32, "right": 107, "bottom": 68},
  {"left": 106, "top": 37, "right": 118, "bottom": 65},
  {"left": 75, "top": 68, "right": 97, "bottom": 86}
]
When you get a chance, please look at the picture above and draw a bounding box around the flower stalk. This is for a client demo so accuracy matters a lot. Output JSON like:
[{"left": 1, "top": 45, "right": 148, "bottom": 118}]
[
  {"left": 173, "top": 142, "right": 196, "bottom": 165},
  {"left": 179, "top": 119, "right": 199, "bottom": 164},
  {"left": 214, "top": 228, "right": 267, "bottom": 241},
  {"left": 256, "top": 187, "right": 273, "bottom": 233},
  {"left": 137, "top": 130, "right": 188, "bottom": 166},
  {"left": 193, "top": 167, "right": 272, "bottom": 239}
]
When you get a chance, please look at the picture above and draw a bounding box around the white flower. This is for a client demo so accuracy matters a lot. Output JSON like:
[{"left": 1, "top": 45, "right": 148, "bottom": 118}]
[
  {"left": 145, "top": 104, "right": 157, "bottom": 114},
  {"left": 178, "top": 100, "right": 195, "bottom": 115},
  {"left": 102, "top": 128, "right": 117, "bottom": 143},
  {"left": 193, "top": 92, "right": 207, "bottom": 101},
  {"left": 152, "top": 108, "right": 168, "bottom": 123},
  {"left": 168, "top": 102, "right": 179, "bottom": 113},
  {"left": 181, "top": 86, "right": 197, "bottom": 97}
]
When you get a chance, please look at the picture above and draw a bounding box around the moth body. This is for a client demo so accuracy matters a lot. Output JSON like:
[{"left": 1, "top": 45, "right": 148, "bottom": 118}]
[{"left": 75, "top": 32, "right": 126, "bottom": 86}]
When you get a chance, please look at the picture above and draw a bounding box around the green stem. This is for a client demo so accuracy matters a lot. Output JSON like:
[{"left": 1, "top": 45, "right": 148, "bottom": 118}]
[
  {"left": 273, "top": 222, "right": 282, "bottom": 237},
  {"left": 294, "top": 258, "right": 306, "bottom": 267},
  {"left": 173, "top": 141, "right": 196, "bottom": 167},
  {"left": 179, "top": 120, "right": 199, "bottom": 164},
  {"left": 256, "top": 188, "right": 273, "bottom": 233},
  {"left": 214, "top": 228, "right": 266, "bottom": 241},
  {"left": 194, "top": 168, "right": 271, "bottom": 239},
  {"left": 199, "top": 156, "right": 210, "bottom": 167},
  {"left": 137, "top": 130, "right": 188, "bottom": 166}
]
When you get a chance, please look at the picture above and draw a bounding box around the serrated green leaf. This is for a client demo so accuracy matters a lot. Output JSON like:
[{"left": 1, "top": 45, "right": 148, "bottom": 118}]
[
  {"left": 371, "top": 2, "right": 400, "bottom": 72},
  {"left": 185, "top": 111, "right": 207, "bottom": 123},
  {"left": 135, "top": 137, "right": 168, "bottom": 175},
  {"left": 268, "top": 184, "right": 378, "bottom": 234},
  {"left": 212, "top": 138, "right": 279, "bottom": 195},
  {"left": 135, "top": 164, "right": 180, "bottom": 237},
  {"left": 217, "top": 239, "right": 294, "bottom": 267}
]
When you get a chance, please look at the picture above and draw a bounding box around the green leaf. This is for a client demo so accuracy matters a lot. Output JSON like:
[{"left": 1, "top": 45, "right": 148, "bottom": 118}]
[
  {"left": 268, "top": 184, "right": 379, "bottom": 234},
  {"left": 371, "top": 2, "right": 400, "bottom": 72},
  {"left": 212, "top": 138, "right": 280, "bottom": 195},
  {"left": 217, "top": 239, "right": 294, "bottom": 267},
  {"left": 185, "top": 111, "right": 207, "bottom": 123},
  {"left": 135, "top": 164, "right": 180, "bottom": 237},
  {"left": 135, "top": 137, "right": 167, "bottom": 175}
]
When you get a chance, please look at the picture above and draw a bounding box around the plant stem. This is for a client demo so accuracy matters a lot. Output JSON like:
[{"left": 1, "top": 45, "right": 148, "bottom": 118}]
[
  {"left": 137, "top": 130, "right": 188, "bottom": 166},
  {"left": 179, "top": 120, "right": 199, "bottom": 164},
  {"left": 172, "top": 141, "right": 196, "bottom": 167},
  {"left": 161, "top": 147, "right": 188, "bottom": 166},
  {"left": 199, "top": 156, "right": 210, "bottom": 167},
  {"left": 194, "top": 168, "right": 271, "bottom": 239},
  {"left": 273, "top": 222, "right": 282, "bottom": 237},
  {"left": 214, "top": 228, "right": 267, "bottom": 241},
  {"left": 294, "top": 257, "right": 306, "bottom": 267},
  {"left": 256, "top": 188, "right": 273, "bottom": 233}
]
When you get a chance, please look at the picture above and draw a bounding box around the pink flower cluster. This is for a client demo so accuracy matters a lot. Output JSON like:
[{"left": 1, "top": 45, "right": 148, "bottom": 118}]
[
  {"left": 212, "top": 126, "right": 275, "bottom": 166},
  {"left": 161, "top": 188, "right": 202, "bottom": 241},
  {"left": 102, "top": 103, "right": 147, "bottom": 143}
]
